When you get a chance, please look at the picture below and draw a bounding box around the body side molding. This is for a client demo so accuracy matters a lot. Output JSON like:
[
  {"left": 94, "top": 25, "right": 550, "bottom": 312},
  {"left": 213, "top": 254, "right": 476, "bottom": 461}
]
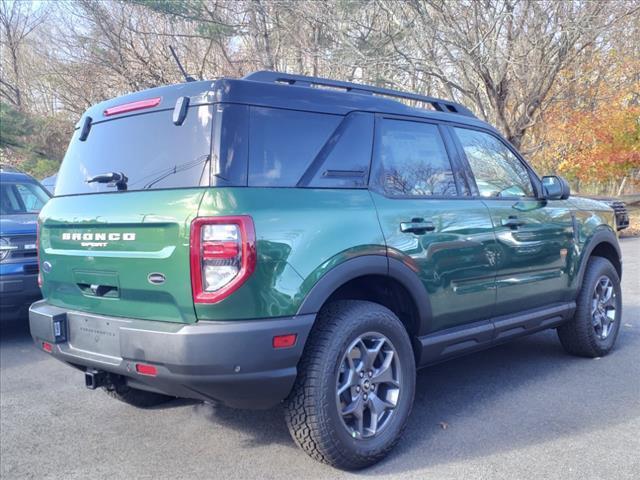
[{"left": 416, "top": 302, "right": 576, "bottom": 366}]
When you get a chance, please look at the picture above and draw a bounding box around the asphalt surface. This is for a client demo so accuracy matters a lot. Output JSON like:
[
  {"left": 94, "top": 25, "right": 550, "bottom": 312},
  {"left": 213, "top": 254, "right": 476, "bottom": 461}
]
[{"left": 1, "top": 238, "right": 639, "bottom": 480}]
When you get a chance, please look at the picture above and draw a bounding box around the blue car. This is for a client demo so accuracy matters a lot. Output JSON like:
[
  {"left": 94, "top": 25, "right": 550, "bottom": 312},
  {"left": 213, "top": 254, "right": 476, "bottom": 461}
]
[{"left": 0, "top": 169, "right": 51, "bottom": 320}]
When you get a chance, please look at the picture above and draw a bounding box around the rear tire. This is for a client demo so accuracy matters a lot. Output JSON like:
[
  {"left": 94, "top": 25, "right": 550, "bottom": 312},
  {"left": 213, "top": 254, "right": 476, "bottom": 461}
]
[
  {"left": 284, "top": 300, "right": 416, "bottom": 470},
  {"left": 557, "top": 257, "right": 622, "bottom": 357},
  {"left": 104, "top": 383, "right": 173, "bottom": 408}
]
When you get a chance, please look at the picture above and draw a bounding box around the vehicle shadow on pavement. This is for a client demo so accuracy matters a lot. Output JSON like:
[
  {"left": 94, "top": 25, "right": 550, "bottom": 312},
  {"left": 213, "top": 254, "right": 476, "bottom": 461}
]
[
  {"left": 0, "top": 316, "right": 31, "bottom": 340},
  {"left": 192, "top": 402, "right": 293, "bottom": 448},
  {"left": 367, "top": 324, "right": 639, "bottom": 475},
  {"left": 2, "top": 272, "right": 637, "bottom": 476},
  {"left": 157, "top": 322, "right": 639, "bottom": 470}
]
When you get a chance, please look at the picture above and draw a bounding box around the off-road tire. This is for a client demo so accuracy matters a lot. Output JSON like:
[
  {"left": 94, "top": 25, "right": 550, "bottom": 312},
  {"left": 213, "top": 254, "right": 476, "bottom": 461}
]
[
  {"left": 284, "top": 300, "right": 416, "bottom": 470},
  {"left": 104, "top": 383, "right": 173, "bottom": 408},
  {"left": 557, "top": 257, "right": 622, "bottom": 357}
]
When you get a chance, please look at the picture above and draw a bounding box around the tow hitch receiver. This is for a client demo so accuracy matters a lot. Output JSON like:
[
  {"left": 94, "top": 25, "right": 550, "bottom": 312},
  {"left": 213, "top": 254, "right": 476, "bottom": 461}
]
[{"left": 85, "top": 369, "right": 108, "bottom": 389}]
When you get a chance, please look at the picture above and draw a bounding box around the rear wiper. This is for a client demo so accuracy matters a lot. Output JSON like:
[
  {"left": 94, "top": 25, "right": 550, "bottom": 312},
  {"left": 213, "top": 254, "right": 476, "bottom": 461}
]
[{"left": 86, "top": 171, "right": 128, "bottom": 191}]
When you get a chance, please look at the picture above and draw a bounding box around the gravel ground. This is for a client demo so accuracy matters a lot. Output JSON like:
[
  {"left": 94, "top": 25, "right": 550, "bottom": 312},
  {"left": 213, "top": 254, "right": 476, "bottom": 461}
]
[{"left": 1, "top": 237, "right": 639, "bottom": 480}]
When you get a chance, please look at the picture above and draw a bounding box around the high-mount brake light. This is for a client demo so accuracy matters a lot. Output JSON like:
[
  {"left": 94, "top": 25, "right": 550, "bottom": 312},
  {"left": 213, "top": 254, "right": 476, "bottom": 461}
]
[
  {"left": 103, "top": 97, "right": 161, "bottom": 117},
  {"left": 190, "top": 216, "right": 256, "bottom": 303}
]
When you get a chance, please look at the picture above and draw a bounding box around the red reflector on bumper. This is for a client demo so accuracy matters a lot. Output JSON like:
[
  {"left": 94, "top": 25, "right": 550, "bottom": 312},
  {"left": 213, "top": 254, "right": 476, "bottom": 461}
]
[
  {"left": 272, "top": 334, "right": 297, "bottom": 349},
  {"left": 42, "top": 341, "right": 52, "bottom": 353},
  {"left": 135, "top": 363, "right": 157, "bottom": 376}
]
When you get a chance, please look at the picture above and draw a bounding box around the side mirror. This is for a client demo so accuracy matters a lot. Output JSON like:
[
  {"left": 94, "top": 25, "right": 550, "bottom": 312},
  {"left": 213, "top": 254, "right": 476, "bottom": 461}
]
[{"left": 541, "top": 175, "right": 570, "bottom": 200}]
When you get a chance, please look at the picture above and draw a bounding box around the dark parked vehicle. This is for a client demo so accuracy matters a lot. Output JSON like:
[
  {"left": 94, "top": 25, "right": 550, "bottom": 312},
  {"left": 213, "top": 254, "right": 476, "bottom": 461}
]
[
  {"left": 1, "top": 169, "right": 50, "bottom": 320},
  {"left": 585, "top": 197, "right": 630, "bottom": 231},
  {"left": 30, "top": 72, "right": 623, "bottom": 469}
]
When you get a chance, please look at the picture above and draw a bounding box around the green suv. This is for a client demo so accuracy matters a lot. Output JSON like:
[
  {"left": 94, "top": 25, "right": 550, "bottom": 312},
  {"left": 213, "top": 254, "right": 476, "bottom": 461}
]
[{"left": 30, "top": 71, "right": 623, "bottom": 470}]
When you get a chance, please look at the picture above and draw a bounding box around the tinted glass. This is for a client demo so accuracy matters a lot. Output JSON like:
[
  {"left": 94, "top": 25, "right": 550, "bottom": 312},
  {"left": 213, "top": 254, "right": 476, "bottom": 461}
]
[
  {"left": 0, "top": 181, "right": 49, "bottom": 214},
  {"left": 248, "top": 107, "right": 341, "bottom": 187},
  {"left": 304, "top": 112, "right": 373, "bottom": 188},
  {"left": 373, "top": 119, "right": 457, "bottom": 196},
  {"left": 454, "top": 127, "right": 534, "bottom": 198},
  {"left": 211, "top": 104, "right": 248, "bottom": 187},
  {"left": 56, "top": 105, "right": 214, "bottom": 195}
]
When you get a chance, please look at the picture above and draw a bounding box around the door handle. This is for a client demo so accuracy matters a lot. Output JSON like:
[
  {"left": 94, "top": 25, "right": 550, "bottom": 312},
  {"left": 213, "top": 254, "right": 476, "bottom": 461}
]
[
  {"left": 400, "top": 218, "right": 435, "bottom": 235},
  {"left": 501, "top": 216, "right": 526, "bottom": 229}
]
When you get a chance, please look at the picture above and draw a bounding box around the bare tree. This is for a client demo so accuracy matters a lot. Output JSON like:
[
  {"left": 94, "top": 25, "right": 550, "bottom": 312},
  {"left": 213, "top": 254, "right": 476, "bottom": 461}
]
[
  {"left": 375, "top": 0, "right": 639, "bottom": 148},
  {"left": 0, "top": 0, "right": 49, "bottom": 110}
]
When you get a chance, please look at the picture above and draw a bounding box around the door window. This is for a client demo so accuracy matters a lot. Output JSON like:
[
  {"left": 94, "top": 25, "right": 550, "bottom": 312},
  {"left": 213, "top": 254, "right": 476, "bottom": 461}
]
[
  {"left": 453, "top": 127, "right": 534, "bottom": 198},
  {"left": 373, "top": 119, "right": 457, "bottom": 197},
  {"left": 0, "top": 182, "right": 49, "bottom": 214}
]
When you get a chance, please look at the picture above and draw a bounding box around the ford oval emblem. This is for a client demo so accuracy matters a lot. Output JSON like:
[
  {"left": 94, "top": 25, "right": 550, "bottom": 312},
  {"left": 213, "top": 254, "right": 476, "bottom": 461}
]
[
  {"left": 147, "top": 273, "right": 166, "bottom": 285},
  {"left": 42, "top": 261, "right": 52, "bottom": 273}
]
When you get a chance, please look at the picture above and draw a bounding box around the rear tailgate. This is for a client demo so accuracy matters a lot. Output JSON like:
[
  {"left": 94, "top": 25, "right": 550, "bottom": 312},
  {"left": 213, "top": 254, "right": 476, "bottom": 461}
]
[
  {"left": 40, "top": 82, "right": 220, "bottom": 323},
  {"left": 39, "top": 190, "right": 205, "bottom": 323}
]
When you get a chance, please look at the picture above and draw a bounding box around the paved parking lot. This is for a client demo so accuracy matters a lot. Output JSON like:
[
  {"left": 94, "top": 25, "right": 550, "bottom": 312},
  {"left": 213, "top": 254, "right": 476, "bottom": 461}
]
[{"left": 1, "top": 237, "right": 638, "bottom": 480}]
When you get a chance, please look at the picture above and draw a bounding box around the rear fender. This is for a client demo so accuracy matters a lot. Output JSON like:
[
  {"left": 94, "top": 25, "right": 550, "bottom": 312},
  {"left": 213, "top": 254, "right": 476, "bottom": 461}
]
[{"left": 296, "top": 254, "right": 432, "bottom": 336}]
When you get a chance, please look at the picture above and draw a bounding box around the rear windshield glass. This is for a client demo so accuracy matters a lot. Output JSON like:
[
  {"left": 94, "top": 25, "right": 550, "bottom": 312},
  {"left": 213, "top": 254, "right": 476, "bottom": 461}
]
[
  {"left": 55, "top": 105, "right": 213, "bottom": 196},
  {"left": 0, "top": 181, "right": 50, "bottom": 214}
]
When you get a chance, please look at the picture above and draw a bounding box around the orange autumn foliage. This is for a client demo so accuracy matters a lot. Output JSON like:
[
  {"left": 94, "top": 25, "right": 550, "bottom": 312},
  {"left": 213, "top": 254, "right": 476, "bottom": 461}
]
[{"left": 530, "top": 50, "right": 640, "bottom": 194}]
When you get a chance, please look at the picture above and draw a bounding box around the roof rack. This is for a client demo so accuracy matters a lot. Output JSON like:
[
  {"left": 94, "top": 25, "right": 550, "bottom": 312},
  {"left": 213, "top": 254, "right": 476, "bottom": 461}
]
[{"left": 243, "top": 70, "right": 476, "bottom": 118}]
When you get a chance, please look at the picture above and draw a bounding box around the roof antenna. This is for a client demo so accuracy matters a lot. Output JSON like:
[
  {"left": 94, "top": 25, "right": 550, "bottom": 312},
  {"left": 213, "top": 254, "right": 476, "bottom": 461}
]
[{"left": 169, "top": 45, "right": 196, "bottom": 82}]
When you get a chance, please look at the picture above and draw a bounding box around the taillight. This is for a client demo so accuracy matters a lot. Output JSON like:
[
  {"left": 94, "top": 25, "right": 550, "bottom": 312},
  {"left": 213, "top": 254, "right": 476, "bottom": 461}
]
[
  {"left": 190, "top": 216, "right": 256, "bottom": 303},
  {"left": 36, "top": 222, "right": 42, "bottom": 288}
]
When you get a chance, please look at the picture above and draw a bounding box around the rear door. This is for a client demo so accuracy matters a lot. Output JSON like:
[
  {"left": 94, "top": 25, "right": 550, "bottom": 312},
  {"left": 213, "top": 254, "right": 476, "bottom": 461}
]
[
  {"left": 39, "top": 95, "right": 215, "bottom": 323},
  {"left": 450, "top": 126, "right": 575, "bottom": 316},
  {"left": 370, "top": 116, "right": 497, "bottom": 334}
]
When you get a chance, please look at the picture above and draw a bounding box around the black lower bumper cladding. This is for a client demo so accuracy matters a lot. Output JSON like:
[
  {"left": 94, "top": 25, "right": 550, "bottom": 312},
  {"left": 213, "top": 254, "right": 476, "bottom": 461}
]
[{"left": 29, "top": 300, "right": 315, "bottom": 409}]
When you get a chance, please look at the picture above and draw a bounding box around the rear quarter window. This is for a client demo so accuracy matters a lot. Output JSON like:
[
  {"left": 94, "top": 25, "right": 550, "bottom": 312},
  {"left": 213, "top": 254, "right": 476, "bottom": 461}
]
[{"left": 248, "top": 107, "right": 342, "bottom": 187}]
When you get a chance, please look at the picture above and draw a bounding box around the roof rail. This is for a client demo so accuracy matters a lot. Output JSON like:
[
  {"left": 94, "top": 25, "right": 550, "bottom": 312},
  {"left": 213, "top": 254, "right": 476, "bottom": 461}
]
[{"left": 243, "top": 70, "right": 476, "bottom": 118}]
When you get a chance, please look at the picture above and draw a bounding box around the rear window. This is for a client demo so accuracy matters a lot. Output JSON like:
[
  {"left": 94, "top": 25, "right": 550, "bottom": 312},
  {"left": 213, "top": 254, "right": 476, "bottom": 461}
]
[{"left": 55, "top": 105, "right": 213, "bottom": 196}]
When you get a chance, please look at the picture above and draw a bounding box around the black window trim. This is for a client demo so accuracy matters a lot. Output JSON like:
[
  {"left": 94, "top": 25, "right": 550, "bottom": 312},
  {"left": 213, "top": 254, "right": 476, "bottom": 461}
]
[
  {"left": 445, "top": 123, "right": 543, "bottom": 201},
  {"left": 368, "top": 113, "right": 469, "bottom": 200}
]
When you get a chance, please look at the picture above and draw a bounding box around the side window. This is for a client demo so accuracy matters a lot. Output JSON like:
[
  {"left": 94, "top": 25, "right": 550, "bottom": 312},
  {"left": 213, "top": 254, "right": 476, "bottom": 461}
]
[
  {"left": 453, "top": 127, "right": 534, "bottom": 198},
  {"left": 0, "top": 185, "right": 22, "bottom": 214},
  {"left": 248, "top": 107, "right": 341, "bottom": 187},
  {"left": 373, "top": 119, "right": 457, "bottom": 197},
  {"left": 305, "top": 112, "right": 373, "bottom": 188},
  {"left": 15, "top": 183, "right": 46, "bottom": 212}
]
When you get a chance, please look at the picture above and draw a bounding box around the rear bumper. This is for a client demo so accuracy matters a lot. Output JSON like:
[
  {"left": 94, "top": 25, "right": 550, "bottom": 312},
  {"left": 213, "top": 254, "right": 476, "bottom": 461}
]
[
  {"left": 29, "top": 300, "right": 315, "bottom": 409},
  {"left": 0, "top": 272, "right": 41, "bottom": 317}
]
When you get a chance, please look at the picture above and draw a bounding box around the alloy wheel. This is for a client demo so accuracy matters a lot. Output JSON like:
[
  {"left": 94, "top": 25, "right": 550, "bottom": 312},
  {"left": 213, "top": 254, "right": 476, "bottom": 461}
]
[
  {"left": 591, "top": 275, "right": 617, "bottom": 340},
  {"left": 335, "top": 332, "right": 401, "bottom": 439}
]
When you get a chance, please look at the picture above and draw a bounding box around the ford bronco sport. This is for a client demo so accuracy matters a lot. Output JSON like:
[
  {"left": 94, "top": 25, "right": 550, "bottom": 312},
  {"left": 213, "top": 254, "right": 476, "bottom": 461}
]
[{"left": 30, "top": 71, "right": 623, "bottom": 470}]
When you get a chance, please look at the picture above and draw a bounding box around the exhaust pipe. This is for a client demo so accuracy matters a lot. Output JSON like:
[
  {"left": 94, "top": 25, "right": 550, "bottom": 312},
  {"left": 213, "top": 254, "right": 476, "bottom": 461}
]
[{"left": 85, "top": 369, "right": 108, "bottom": 389}]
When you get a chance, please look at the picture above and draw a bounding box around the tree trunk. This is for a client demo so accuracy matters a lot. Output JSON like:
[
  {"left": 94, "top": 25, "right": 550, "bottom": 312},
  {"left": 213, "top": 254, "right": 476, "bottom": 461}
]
[{"left": 616, "top": 176, "right": 627, "bottom": 197}]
